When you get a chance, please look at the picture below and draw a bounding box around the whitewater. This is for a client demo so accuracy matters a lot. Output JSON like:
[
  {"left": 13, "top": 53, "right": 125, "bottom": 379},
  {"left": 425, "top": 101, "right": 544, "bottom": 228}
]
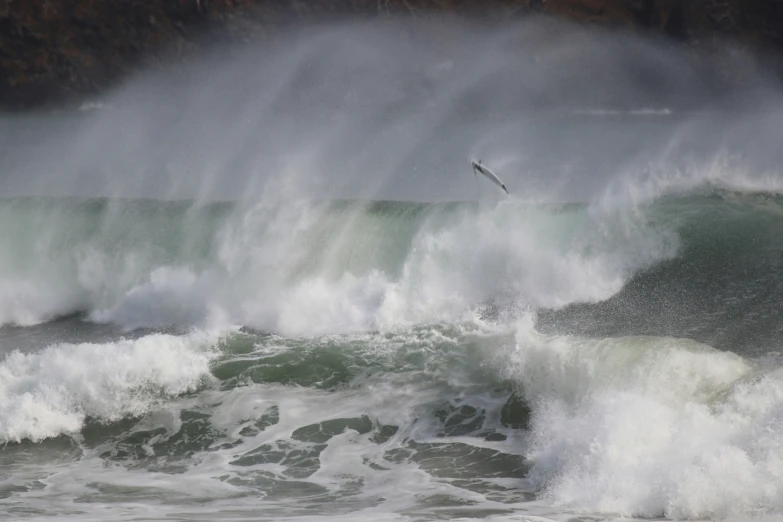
[{"left": 2, "top": 17, "right": 783, "bottom": 522}]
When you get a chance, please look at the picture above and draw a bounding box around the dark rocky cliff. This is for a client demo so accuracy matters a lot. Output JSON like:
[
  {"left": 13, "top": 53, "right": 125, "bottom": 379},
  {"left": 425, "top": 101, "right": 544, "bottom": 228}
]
[{"left": 2, "top": 0, "right": 782, "bottom": 109}]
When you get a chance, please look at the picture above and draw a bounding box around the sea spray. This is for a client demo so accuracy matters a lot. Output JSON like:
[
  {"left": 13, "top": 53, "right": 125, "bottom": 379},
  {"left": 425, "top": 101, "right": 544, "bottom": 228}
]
[{"left": 1, "top": 16, "right": 783, "bottom": 522}]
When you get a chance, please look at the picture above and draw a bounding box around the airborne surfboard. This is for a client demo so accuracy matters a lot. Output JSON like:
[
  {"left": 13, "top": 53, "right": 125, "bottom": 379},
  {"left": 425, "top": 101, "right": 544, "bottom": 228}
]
[{"left": 471, "top": 160, "right": 509, "bottom": 195}]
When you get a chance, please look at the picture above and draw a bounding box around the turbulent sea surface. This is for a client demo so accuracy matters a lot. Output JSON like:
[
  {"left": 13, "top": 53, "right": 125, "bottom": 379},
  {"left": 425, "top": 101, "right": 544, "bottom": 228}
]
[
  {"left": 4, "top": 14, "right": 783, "bottom": 522},
  {"left": 1, "top": 188, "right": 783, "bottom": 521}
]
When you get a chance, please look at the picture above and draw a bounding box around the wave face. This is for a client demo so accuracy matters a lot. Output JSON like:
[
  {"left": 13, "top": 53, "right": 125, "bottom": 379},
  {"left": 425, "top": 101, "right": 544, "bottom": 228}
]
[
  {"left": 1, "top": 190, "right": 781, "bottom": 345},
  {"left": 0, "top": 193, "right": 678, "bottom": 334}
]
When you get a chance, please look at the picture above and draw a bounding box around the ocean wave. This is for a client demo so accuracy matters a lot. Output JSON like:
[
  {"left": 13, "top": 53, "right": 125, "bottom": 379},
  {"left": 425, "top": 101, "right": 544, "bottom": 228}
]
[
  {"left": 0, "top": 330, "right": 219, "bottom": 442},
  {"left": 0, "top": 184, "right": 780, "bottom": 338},
  {"left": 0, "top": 194, "right": 675, "bottom": 335},
  {"left": 485, "top": 320, "right": 783, "bottom": 519},
  {"left": 2, "top": 314, "right": 782, "bottom": 519}
]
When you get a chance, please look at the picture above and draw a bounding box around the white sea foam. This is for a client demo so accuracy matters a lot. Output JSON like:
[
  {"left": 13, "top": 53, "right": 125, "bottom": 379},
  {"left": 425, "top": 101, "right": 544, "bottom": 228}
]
[
  {"left": 4, "top": 322, "right": 783, "bottom": 521},
  {"left": 495, "top": 319, "right": 783, "bottom": 519},
  {"left": 0, "top": 331, "right": 219, "bottom": 442}
]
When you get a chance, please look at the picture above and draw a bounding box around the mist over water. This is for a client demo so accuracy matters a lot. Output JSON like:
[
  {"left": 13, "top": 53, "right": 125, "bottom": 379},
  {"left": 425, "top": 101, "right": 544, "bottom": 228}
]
[
  {"left": 2, "top": 18, "right": 782, "bottom": 202},
  {"left": 2, "top": 16, "right": 783, "bottom": 522}
]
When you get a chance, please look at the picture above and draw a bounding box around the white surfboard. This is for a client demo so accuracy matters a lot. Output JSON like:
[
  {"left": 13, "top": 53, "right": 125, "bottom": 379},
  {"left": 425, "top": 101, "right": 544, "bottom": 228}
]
[{"left": 471, "top": 160, "right": 509, "bottom": 195}]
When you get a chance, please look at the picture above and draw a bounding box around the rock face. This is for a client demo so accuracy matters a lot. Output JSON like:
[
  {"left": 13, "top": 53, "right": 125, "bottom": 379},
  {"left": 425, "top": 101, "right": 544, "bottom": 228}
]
[{"left": 1, "top": 0, "right": 782, "bottom": 109}]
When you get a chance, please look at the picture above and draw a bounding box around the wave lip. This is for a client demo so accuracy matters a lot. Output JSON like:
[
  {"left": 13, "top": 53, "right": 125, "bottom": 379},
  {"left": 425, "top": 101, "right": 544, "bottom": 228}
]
[
  {"left": 0, "top": 331, "right": 218, "bottom": 443},
  {"left": 511, "top": 328, "right": 751, "bottom": 406}
]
